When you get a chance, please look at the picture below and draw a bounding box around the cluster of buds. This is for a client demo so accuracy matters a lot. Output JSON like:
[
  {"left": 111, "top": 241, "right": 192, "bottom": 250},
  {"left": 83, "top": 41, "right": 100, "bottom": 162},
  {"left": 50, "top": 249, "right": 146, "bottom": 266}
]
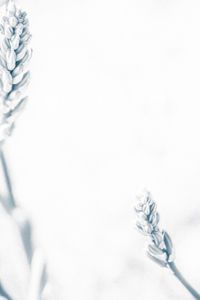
[
  {"left": 0, "top": 0, "right": 32, "bottom": 143},
  {"left": 135, "top": 190, "right": 174, "bottom": 267}
]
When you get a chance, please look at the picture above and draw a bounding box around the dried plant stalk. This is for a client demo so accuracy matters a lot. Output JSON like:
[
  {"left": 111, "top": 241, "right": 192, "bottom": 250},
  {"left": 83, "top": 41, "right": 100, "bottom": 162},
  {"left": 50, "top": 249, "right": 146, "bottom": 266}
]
[
  {"left": 135, "top": 190, "right": 200, "bottom": 299},
  {"left": 0, "top": 1, "right": 50, "bottom": 299}
]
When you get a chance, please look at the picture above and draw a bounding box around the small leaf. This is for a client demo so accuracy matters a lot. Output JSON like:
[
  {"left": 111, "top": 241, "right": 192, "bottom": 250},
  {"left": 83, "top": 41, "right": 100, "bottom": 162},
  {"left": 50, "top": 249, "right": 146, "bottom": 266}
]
[
  {"left": 163, "top": 231, "right": 173, "bottom": 256},
  {"left": 0, "top": 54, "right": 7, "bottom": 68},
  {"left": 11, "top": 34, "right": 20, "bottom": 50},
  {"left": 23, "top": 19, "right": 29, "bottom": 26},
  {"left": 12, "top": 97, "right": 28, "bottom": 114},
  {"left": 134, "top": 206, "right": 142, "bottom": 213},
  {"left": 148, "top": 244, "right": 164, "bottom": 256},
  {"left": 12, "top": 208, "right": 33, "bottom": 262},
  {"left": 2, "top": 38, "right": 10, "bottom": 54},
  {"left": 4, "top": 25, "right": 13, "bottom": 39},
  {"left": 0, "top": 78, "right": 4, "bottom": 95},
  {"left": 7, "top": 97, "right": 28, "bottom": 121},
  {"left": 19, "top": 49, "right": 32, "bottom": 65},
  {"left": 9, "top": 16, "right": 18, "bottom": 28},
  {"left": 0, "top": 24, "right": 5, "bottom": 34},
  {"left": 21, "top": 33, "right": 31, "bottom": 43},
  {"left": 135, "top": 223, "right": 148, "bottom": 236},
  {"left": 150, "top": 202, "right": 156, "bottom": 214},
  {"left": 15, "top": 41, "right": 24, "bottom": 54},
  {"left": 6, "top": 48, "right": 16, "bottom": 70},
  {"left": 15, "top": 23, "right": 24, "bottom": 36},
  {"left": 144, "top": 204, "right": 150, "bottom": 215},
  {"left": 152, "top": 212, "right": 160, "bottom": 227},
  {"left": 12, "top": 72, "right": 24, "bottom": 85},
  {"left": 147, "top": 252, "right": 167, "bottom": 268},
  {"left": 12, "top": 63, "right": 23, "bottom": 77},
  {"left": 21, "top": 27, "right": 28, "bottom": 39},
  {"left": 16, "top": 45, "right": 27, "bottom": 61},
  {"left": 0, "top": 67, "right": 12, "bottom": 93},
  {"left": 14, "top": 71, "right": 30, "bottom": 91},
  {"left": 7, "top": 90, "right": 21, "bottom": 101},
  {"left": 152, "top": 231, "right": 163, "bottom": 246},
  {"left": 28, "top": 251, "right": 48, "bottom": 299}
]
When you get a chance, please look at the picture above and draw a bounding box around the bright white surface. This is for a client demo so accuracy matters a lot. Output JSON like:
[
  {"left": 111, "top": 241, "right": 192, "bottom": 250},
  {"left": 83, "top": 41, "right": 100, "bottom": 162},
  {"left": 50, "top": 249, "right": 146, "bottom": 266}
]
[{"left": 4, "top": 0, "right": 200, "bottom": 299}]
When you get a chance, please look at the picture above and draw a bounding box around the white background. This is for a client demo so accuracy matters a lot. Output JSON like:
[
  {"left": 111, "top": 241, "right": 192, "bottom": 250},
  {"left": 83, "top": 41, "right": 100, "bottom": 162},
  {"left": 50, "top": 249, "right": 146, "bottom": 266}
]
[{"left": 4, "top": 0, "right": 200, "bottom": 299}]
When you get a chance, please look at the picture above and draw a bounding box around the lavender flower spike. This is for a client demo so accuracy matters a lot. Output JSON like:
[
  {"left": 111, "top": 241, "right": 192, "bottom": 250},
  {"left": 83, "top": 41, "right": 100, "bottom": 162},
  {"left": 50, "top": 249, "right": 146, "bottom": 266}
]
[
  {"left": 135, "top": 190, "right": 200, "bottom": 299},
  {"left": 0, "top": 0, "right": 32, "bottom": 143},
  {"left": 135, "top": 190, "right": 174, "bottom": 267}
]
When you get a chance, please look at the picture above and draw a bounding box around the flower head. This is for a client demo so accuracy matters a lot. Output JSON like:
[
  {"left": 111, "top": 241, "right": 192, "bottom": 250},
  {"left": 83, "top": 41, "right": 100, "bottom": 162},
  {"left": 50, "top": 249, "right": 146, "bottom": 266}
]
[
  {"left": 135, "top": 190, "right": 174, "bottom": 267},
  {"left": 0, "top": 0, "right": 32, "bottom": 143}
]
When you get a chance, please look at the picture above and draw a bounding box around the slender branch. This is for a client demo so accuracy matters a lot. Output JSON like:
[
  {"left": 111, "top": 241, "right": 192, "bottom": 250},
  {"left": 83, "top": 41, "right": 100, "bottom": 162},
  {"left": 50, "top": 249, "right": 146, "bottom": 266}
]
[
  {"left": 0, "top": 149, "right": 16, "bottom": 209},
  {"left": 168, "top": 262, "right": 200, "bottom": 300},
  {"left": 0, "top": 150, "right": 13, "bottom": 298},
  {"left": 0, "top": 282, "right": 12, "bottom": 300}
]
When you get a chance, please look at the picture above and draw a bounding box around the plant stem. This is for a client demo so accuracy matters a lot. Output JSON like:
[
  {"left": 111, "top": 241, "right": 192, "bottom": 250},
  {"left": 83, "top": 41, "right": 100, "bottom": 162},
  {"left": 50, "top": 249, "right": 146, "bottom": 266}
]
[
  {"left": 168, "top": 262, "right": 200, "bottom": 299},
  {"left": 0, "top": 148, "right": 16, "bottom": 209}
]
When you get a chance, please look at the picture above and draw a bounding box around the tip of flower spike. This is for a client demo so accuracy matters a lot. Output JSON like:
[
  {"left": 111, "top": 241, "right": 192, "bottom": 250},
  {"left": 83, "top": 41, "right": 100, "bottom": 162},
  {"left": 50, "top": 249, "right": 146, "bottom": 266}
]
[
  {"left": 7, "top": 0, "right": 16, "bottom": 15},
  {"left": 136, "top": 189, "right": 152, "bottom": 207},
  {"left": 135, "top": 190, "right": 176, "bottom": 267},
  {"left": 136, "top": 188, "right": 150, "bottom": 199}
]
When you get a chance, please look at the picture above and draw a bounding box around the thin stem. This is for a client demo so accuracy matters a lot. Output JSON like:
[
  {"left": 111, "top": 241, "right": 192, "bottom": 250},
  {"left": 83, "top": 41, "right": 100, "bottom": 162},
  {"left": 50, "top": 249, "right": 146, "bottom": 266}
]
[
  {"left": 0, "top": 282, "right": 12, "bottom": 300},
  {"left": 168, "top": 262, "right": 200, "bottom": 300},
  {"left": 0, "top": 148, "right": 16, "bottom": 209}
]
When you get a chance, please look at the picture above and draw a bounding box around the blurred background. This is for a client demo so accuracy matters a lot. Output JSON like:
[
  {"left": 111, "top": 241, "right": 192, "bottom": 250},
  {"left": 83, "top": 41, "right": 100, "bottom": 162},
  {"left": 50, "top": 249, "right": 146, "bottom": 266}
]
[{"left": 3, "top": 0, "right": 200, "bottom": 299}]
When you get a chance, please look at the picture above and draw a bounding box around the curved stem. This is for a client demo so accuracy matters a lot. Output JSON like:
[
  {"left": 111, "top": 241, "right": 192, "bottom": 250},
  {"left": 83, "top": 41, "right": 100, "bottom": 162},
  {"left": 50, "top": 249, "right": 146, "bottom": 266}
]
[{"left": 168, "top": 262, "right": 200, "bottom": 299}]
